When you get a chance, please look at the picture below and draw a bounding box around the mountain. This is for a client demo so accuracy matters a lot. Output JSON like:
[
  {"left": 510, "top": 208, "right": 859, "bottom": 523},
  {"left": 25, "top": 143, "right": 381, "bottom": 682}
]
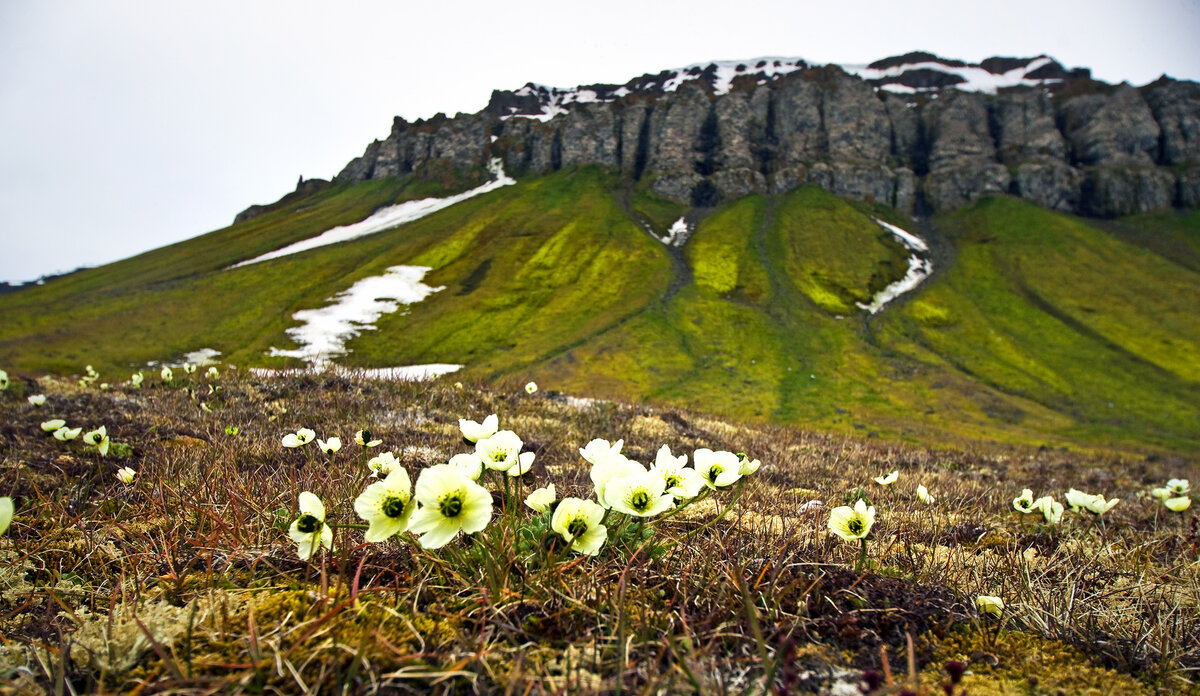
[
  {"left": 1, "top": 53, "right": 1198, "bottom": 454},
  {"left": 325, "top": 52, "right": 1200, "bottom": 219}
]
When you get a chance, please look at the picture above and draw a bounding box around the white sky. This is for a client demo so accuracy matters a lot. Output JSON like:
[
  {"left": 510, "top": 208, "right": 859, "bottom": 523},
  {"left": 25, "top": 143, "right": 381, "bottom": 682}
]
[{"left": 2, "top": 0, "right": 1199, "bottom": 284}]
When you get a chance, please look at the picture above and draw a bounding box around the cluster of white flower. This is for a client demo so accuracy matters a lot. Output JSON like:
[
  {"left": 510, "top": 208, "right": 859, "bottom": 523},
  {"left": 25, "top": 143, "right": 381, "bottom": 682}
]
[
  {"left": 1151, "top": 479, "right": 1191, "bottom": 512},
  {"left": 285, "top": 414, "right": 765, "bottom": 560},
  {"left": 0, "top": 368, "right": 8, "bottom": 391},
  {"left": 1012, "top": 488, "right": 1065, "bottom": 523},
  {"left": 1064, "top": 488, "right": 1119, "bottom": 516},
  {"left": 77, "top": 364, "right": 109, "bottom": 390}
]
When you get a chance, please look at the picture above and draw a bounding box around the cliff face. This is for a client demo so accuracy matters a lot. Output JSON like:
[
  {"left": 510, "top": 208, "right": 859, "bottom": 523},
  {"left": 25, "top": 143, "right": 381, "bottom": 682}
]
[{"left": 334, "top": 55, "right": 1200, "bottom": 217}]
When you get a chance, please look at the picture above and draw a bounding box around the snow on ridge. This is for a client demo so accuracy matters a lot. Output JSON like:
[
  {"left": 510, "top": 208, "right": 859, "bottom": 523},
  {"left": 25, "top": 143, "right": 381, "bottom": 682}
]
[
  {"left": 505, "top": 57, "right": 810, "bottom": 121},
  {"left": 233, "top": 159, "right": 514, "bottom": 268},
  {"left": 844, "top": 56, "right": 1061, "bottom": 95},
  {"left": 267, "top": 265, "right": 445, "bottom": 366},
  {"left": 857, "top": 219, "right": 933, "bottom": 315}
]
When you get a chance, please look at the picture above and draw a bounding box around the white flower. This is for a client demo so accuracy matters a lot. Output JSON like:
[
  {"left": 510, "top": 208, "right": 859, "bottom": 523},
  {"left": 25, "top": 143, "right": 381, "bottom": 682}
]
[
  {"left": 1167, "top": 479, "right": 1190, "bottom": 496},
  {"left": 130, "top": 372, "right": 144, "bottom": 388},
  {"left": 205, "top": 366, "right": 220, "bottom": 379},
  {"left": 116, "top": 467, "right": 136, "bottom": 485},
  {"left": 590, "top": 452, "right": 646, "bottom": 507},
  {"left": 448, "top": 452, "right": 484, "bottom": 481},
  {"left": 367, "top": 451, "right": 401, "bottom": 477},
  {"left": 525, "top": 381, "right": 537, "bottom": 394},
  {"left": 1065, "top": 488, "right": 1096, "bottom": 512},
  {"left": 282, "top": 428, "right": 316, "bottom": 448},
  {"left": 1086, "top": 494, "right": 1119, "bottom": 516},
  {"left": 182, "top": 363, "right": 197, "bottom": 374},
  {"left": 605, "top": 470, "right": 674, "bottom": 517},
  {"left": 738, "top": 454, "right": 762, "bottom": 476},
  {"left": 1151, "top": 487, "right": 1173, "bottom": 501},
  {"left": 0, "top": 496, "right": 11, "bottom": 535},
  {"left": 827, "top": 499, "right": 875, "bottom": 541},
  {"left": 318, "top": 437, "right": 342, "bottom": 456},
  {"left": 354, "top": 429, "right": 383, "bottom": 448},
  {"left": 507, "top": 451, "right": 535, "bottom": 477},
  {"left": 525, "top": 484, "right": 556, "bottom": 513},
  {"left": 200, "top": 402, "right": 212, "bottom": 413},
  {"left": 976, "top": 595, "right": 1004, "bottom": 617},
  {"left": 0, "top": 369, "right": 7, "bottom": 390},
  {"left": 459, "top": 414, "right": 498, "bottom": 443},
  {"left": 1165, "top": 496, "right": 1192, "bottom": 512},
  {"left": 874, "top": 471, "right": 899, "bottom": 486},
  {"left": 916, "top": 484, "right": 934, "bottom": 504},
  {"left": 354, "top": 467, "right": 415, "bottom": 542},
  {"left": 1035, "top": 496, "right": 1064, "bottom": 524},
  {"left": 650, "top": 446, "right": 704, "bottom": 500},
  {"left": 41, "top": 419, "right": 66, "bottom": 432},
  {"left": 288, "top": 491, "right": 333, "bottom": 560},
  {"left": 54, "top": 426, "right": 82, "bottom": 441},
  {"left": 476, "top": 430, "right": 523, "bottom": 472},
  {"left": 99, "top": 383, "right": 109, "bottom": 391},
  {"left": 694, "top": 449, "right": 742, "bottom": 490},
  {"left": 1013, "top": 488, "right": 1036, "bottom": 513},
  {"left": 27, "top": 394, "right": 45, "bottom": 406},
  {"left": 408, "top": 464, "right": 493, "bottom": 549},
  {"left": 580, "top": 438, "right": 623, "bottom": 464},
  {"left": 160, "top": 366, "right": 173, "bottom": 382},
  {"left": 83, "top": 426, "right": 110, "bottom": 457},
  {"left": 551, "top": 498, "right": 608, "bottom": 555}
]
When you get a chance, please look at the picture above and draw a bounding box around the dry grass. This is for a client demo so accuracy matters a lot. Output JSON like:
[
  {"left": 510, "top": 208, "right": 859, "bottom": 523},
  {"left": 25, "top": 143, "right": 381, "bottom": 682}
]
[{"left": 0, "top": 370, "right": 1198, "bottom": 695}]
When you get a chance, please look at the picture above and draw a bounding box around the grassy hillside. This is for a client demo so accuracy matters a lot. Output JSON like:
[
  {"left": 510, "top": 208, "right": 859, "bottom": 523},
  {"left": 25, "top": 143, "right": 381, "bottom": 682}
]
[{"left": 0, "top": 168, "right": 1198, "bottom": 453}]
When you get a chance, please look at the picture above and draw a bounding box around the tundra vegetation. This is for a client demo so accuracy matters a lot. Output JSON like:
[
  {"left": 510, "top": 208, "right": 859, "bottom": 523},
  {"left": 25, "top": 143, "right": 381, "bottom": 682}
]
[{"left": 0, "top": 370, "right": 1197, "bottom": 694}]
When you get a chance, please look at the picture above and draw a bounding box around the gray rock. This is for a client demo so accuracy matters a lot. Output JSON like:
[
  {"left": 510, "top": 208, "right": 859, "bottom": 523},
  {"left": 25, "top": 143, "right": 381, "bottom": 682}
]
[
  {"left": 651, "top": 171, "right": 705, "bottom": 203},
  {"left": 924, "top": 163, "right": 1011, "bottom": 211},
  {"left": 712, "top": 168, "right": 766, "bottom": 199},
  {"left": 1144, "top": 79, "right": 1200, "bottom": 165},
  {"left": 992, "top": 90, "right": 1067, "bottom": 163},
  {"left": 770, "top": 165, "right": 807, "bottom": 194},
  {"left": 882, "top": 95, "right": 921, "bottom": 168},
  {"left": 1084, "top": 166, "right": 1175, "bottom": 216},
  {"left": 1013, "top": 161, "right": 1082, "bottom": 212},
  {"left": 772, "top": 77, "right": 824, "bottom": 164},
  {"left": 822, "top": 73, "right": 892, "bottom": 162},
  {"left": 829, "top": 162, "right": 895, "bottom": 206},
  {"left": 1060, "top": 84, "right": 1160, "bottom": 166},
  {"left": 923, "top": 91, "right": 996, "bottom": 171}
]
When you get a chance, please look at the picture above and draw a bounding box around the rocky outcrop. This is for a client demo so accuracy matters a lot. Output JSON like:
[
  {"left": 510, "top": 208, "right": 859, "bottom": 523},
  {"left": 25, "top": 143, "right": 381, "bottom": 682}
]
[
  {"left": 234, "top": 177, "right": 331, "bottom": 225},
  {"left": 330, "top": 54, "right": 1200, "bottom": 218}
]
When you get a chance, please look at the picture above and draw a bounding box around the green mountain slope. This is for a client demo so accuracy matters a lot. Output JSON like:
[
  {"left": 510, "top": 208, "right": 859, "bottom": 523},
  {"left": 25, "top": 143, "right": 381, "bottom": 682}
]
[{"left": 1, "top": 167, "right": 1197, "bottom": 453}]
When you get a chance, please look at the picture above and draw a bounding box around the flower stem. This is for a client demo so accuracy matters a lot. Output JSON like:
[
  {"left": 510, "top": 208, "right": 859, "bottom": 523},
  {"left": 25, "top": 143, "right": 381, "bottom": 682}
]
[{"left": 856, "top": 538, "right": 868, "bottom": 573}]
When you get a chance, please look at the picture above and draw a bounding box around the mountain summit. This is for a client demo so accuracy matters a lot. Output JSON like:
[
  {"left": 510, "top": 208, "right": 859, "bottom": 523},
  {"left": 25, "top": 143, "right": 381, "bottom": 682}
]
[{"left": 325, "top": 52, "right": 1198, "bottom": 220}]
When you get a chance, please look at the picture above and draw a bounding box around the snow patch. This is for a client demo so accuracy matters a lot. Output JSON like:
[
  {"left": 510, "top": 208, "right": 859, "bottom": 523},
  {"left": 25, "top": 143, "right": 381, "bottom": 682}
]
[
  {"left": 249, "top": 364, "right": 462, "bottom": 381},
  {"left": 857, "top": 219, "right": 933, "bottom": 315},
  {"left": 661, "top": 217, "right": 692, "bottom": 247},
  {"left": 233, "top": 159, "right": 514, "bottom": 267},
  {"left": 267, "top": 265, "right": 445, "bottom": 365},
  {"left": 844, "top": 56, "right": 1061, "bottom": 95},
  {"left": 181, "top": 348, "right": 222, "bottom": 366}
]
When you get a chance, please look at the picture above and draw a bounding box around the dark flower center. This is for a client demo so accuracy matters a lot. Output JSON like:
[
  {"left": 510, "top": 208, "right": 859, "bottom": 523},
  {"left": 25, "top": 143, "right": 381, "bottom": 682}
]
[
  {"left": 440, "top": 495, "right": 463, "bottom": 518},
  {"left": 1018, "top": 499, "right": 1030, "bottom": 509},
  {"left": 567, "top": 519, "right": 588, "bottom": 538},
  {"left": 708, "top": 465, "right": 724, "bottom": 482},
  {"left": 361, "top": 430, "right": 372, "bottom": 443},
  {"left": 382, "top": 496, "right": 406, "bottom": 519},
  {"left": 847, "top": 518, "right": 864, "bottom": 535},
  {"left": 296, "top": 514, "right": 321, "bottom": 534},
  {"left": 664, "top": 475, "right": 681, "bottom": 489},
  {"left": 630, "top": 491, "right": 651, "bottom": 511}
]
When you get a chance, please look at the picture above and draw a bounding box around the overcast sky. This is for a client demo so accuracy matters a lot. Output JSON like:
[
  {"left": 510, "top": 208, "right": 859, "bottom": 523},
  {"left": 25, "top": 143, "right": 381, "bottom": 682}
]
[{"left": 2, "top": 0, "right": 1199, "bottom": 284}]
